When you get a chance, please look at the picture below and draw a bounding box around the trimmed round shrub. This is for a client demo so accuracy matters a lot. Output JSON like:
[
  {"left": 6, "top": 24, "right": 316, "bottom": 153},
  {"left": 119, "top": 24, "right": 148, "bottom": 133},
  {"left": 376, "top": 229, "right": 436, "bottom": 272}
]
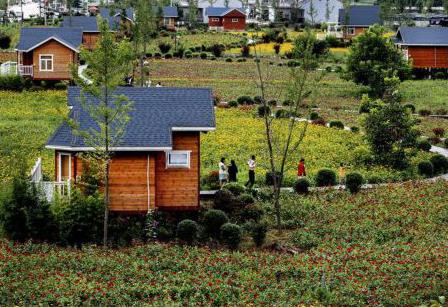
[
  {"left": 265, "top": 171, "right": 282, "bottom": 186},
  {"left": 253, "top": 95, "right": 263, "bottom": 104},
  {"left": 184, "top": 50, "right": 192, "bottom": 58},
  {"left": 201, "top": 170, "right": 220, "bottom": 189},
  {"left": 291, "top": 230, "right": 320, "bottom": 250},
  {"left": 329, "top": 120, "right": 344, "bottom": 129},
  {"left": 345, "top": 172, "right": 364, "bottom": 194},
  {"left": 176, "top": 219, "right": 198, "bottom": 243},
  {"left": 213, "top": 189, "right": 237, "bottom": 213},
  {"left": 275, "top": 109, "right": 288, "bottom": 118},
  {"left": 315, "top": 169, "right": 337, "bottom": 187},
  {"left": 417, "top": 140, "right": 432, "bottom": 152},
  {"left": 404, "top": 103, "right": 416, "bottom": 113},
  {"left": 225, "top": 58, "right": 233, "bottom": 62},
  {"left": 237, "top": 95, "right": 254, "bottom": 105},
  {"left": 223, "top": 183, "right": 246, "bottom": 196},
  {"left": 257, "top": 105, "right": 270, "bottom": 117},
  {"left": 351, "top": 126, "right": 360, "bottom": 133},
  {"left": 294, "top": 178, "right": 310, "bottom": 194},
  {"left": 250, "top": 223, "right": 268, "bottom": 247},
  {"left": 310, "top": 112, "right": 319, "bottom": 120},
  {"left": 228, "top": 100, "right": 238, "bottom": 107},
  {"left": 418, "top": 109, "right": 432, "bottom": 116},
  {"left": 240, "top": 204, "right": 264, "bottom": 222},
  {"left": 237, "top": 193, "right": 255, "bottom": 206},
  {"left": 203, "top": 209, "right": 229, "bottom": 238},
  {"left": 418, "top": 161, "right": 434, "bottom": 178},
  {"left": 0, "top": 33, "right": 11, "bottom": 49},
  {"left": 158, "top": 42, "right": 172, "bottom": 54},
  {"left": 432, "top": 127, "right": 445, "bottom": 138},
  {"left": 200, "top": 52, "right": 208, "bottom": 59},
  {"left": 430, "top": 154, "right": 448, "bottom": 175},
  {"left": 220, "top": 223, "right": 242, "bottom": 249},
  {"left": 164, "top": 53, "right": 173, "bottom": 59}
]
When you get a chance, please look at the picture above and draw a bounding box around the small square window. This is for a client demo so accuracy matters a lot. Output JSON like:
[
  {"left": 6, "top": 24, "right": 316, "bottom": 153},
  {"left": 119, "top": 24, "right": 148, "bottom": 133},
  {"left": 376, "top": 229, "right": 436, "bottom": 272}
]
[
  {"left": 166, "top": 151, "right": 191, "bottom": 168},
  {"left": 347, "top": 27, "right": 355, "bottom": 35},
  {"left": 39, "top": 54, "right": 53, "bottom": 71},
  {"left": 232, "top": 18, "right": 238, "bottom": 22},
  {"left": 211, "top": 18, "right": 219, "bottom": 22}
]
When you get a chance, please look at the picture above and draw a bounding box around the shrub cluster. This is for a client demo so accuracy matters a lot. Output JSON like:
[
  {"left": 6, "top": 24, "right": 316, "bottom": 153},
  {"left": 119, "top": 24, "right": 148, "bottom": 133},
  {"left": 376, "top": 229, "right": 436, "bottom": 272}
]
[
  {"left": 315, "top": 169, "right": 337, "bottom": 187},
  {"left": 345, "top": 172, "right": 364, "bottom": 194},
  {"left": 0, "top": 75, "right": 25, "bottom": 91}
]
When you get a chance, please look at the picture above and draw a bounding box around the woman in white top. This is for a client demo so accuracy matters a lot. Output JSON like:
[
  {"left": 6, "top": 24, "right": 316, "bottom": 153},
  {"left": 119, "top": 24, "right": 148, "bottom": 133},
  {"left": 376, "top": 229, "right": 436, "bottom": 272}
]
[{"left": 218, "top": 157, "right": 228, "bottom": 188}]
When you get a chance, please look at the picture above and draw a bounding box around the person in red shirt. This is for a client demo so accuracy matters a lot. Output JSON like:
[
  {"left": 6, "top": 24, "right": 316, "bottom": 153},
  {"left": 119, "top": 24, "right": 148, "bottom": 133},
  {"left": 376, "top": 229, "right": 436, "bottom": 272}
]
[{"left": 297, "top": 158, "right": 306, "bottom": 178}]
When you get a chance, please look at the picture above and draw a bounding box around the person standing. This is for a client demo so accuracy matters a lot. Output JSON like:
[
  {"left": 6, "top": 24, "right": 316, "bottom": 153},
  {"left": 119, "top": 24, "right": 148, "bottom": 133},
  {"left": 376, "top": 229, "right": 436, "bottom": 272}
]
[
  {"left": 218, "top": 157, "right": 228, "bottom": 188},
  {"left": 228, "top": 160, "right": 238, "bottom": 182},
  {"left": 245, "top": 155, "right": 256, "bottom": 187},
  {"left": 297, "top": 158, "right": 306, "bottom": 178}
]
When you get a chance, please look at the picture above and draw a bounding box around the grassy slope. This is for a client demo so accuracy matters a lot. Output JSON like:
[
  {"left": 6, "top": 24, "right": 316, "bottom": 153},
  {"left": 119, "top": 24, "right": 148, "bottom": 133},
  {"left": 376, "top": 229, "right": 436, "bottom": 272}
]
[{"left": 1, "top": 180, "right": 447, "bottom": 305}]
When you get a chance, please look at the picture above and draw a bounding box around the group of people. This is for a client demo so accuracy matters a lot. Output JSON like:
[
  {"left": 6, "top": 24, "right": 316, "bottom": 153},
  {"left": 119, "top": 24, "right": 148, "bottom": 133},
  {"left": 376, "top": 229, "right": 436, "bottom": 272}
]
[{"left": 218, "top": 155, "right": 256, "bottom": 188}]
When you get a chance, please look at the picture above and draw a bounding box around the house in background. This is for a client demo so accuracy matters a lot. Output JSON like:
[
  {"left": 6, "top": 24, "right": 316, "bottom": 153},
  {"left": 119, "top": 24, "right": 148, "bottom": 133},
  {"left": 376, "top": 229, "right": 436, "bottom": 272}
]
[
  {"left": 395, "top": 27, "right": 448, "bottom": 69},
  {"left": 162, "top": 6, "right": 178, "bottom": 30},
  {"left": 15, "top": 27, "right": 82, "bottom": 80},
  {"left": 45, "top": 87, "right": 216, "bottom": 212},
  {"left": 337, "top": 5, "right": 381, "bottom": 39},
  {"left": 205, "top": 7, "right": 246, "bottom": 31}
]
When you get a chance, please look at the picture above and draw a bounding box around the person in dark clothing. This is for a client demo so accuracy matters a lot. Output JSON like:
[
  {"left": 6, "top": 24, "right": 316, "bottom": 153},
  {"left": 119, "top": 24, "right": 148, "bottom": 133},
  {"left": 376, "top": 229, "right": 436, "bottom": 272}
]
[
  {"left": 228, "top": 160, "right": 238, "bottom": 182},
  {"left": 245, "top": 155, "right": 256, "bottom": 187}
]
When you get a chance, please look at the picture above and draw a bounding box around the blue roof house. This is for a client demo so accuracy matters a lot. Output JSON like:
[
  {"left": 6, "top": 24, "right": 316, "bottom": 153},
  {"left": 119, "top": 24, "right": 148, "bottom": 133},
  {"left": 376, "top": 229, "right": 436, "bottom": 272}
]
[
  {"left": 338, "top": 5, "right": 382, "bottom": 38},
  {"left": 45, "top": 86, "right": 216, "bottom": 212}
]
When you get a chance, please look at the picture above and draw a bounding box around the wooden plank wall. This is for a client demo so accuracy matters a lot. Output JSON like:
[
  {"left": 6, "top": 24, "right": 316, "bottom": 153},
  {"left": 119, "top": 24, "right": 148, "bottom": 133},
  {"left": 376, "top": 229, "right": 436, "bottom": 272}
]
[
  {"left": 155, "top": 132, "right": 200, "bottom": 210},
  {"left": 32, "top": 40, "right": 76, "bottom": 80},
  {"left": 82, "top": 33, "right": 99, "bottom": 50},
  {"left": 408, "top": 46, "right": 448, "bottom": 68}
]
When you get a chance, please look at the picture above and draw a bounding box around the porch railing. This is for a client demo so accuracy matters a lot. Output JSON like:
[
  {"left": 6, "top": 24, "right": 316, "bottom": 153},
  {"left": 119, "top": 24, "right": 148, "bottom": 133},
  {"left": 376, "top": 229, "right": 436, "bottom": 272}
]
[
  {"left": 18, "top": 65, "right": 33, "bottom": 76},
  {"left": 30, "top": 157, "right": 70, "bottom": 202}
]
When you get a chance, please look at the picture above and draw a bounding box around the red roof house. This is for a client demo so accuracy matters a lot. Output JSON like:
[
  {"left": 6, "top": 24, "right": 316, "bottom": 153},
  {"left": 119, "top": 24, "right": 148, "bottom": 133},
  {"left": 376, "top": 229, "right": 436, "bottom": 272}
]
[{"left": 205, "top": 7, "right": 246, "bottom": 31}]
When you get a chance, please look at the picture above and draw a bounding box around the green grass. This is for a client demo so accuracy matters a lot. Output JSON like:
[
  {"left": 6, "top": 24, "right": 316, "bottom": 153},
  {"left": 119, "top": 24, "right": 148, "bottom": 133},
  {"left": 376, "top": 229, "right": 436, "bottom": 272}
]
[
  {"left": 0, "top": 180, "right": 447, "bottom": 305},
  {"left": 400, "top": 79, "right": 448, "bottom": 112}
]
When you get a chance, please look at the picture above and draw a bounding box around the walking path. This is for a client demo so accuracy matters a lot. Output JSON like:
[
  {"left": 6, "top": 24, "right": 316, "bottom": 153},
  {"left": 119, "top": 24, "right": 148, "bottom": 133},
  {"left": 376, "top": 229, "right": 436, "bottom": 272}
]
[{"left": 78, "top": 65, "right": 92, "bottom": 85}]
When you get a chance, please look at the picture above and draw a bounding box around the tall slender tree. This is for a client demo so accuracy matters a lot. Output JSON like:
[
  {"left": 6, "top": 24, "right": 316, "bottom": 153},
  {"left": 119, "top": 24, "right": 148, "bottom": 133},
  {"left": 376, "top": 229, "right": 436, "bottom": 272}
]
[
  {"left": 253, "top": 29, "right": 326, "bottom": 230},
  {"left": 70, "top": 17, "right": 134, "bottom": 247}
]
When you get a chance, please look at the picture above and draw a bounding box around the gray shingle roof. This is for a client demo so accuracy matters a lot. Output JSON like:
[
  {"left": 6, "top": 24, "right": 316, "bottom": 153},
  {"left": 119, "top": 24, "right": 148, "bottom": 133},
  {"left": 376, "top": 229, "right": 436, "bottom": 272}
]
[
  {"left": 338, "top": 5, "right": 381, "bottom": 26},
  {"left": 16, "top": 27, "right": 83, "bottom": 52},
  {"left": 395, "top": 26, "right": 448, "bottom": 46},
  {"left": 163, "top": 6, "right": 178, "bottom": 18},
  {"left": 62, "top": 16, "right": 99, "bottom": 32},
  {"left": 100, "top": 7, "right": 134, "bottom": 30},
  {"left": 205, "top": 7, "right": 244, "bottom": 16},
  {"left": 46, "top": 87, "right": 216, "bottom": 150}
]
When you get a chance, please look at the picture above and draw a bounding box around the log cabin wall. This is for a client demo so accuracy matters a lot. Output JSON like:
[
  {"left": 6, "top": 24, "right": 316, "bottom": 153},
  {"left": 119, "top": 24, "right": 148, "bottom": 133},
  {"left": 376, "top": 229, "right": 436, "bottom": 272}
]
[
  {"left": 32, "top": 40, "right": 77, "bottom": 80},
  {"left": 408, "top": 46, "right": 448, "bottom": 68},
  {"left": 155, "top": 132, "right": 200, "bottom": 210}
]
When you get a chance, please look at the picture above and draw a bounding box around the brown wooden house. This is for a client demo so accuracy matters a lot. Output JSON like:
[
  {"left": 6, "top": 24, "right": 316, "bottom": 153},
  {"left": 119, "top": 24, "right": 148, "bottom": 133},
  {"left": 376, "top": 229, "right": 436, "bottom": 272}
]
[
  {"left": 162, "top": 6, "right": 178, "bottom": 30},
  {"left": 16, "top": 27, "right": 82, "bottom": 81},
  {"left": 45, "top": 87, "right": 216, "bottom": 212},
  {"left": 395, "top": 27, "right": 448, "bottom": 69},
  {"left": 338, "top": 5, "right": 381, "bottom": 39},
  {"left": 205, "top": 7, "right": 246, "bottom": 31}
]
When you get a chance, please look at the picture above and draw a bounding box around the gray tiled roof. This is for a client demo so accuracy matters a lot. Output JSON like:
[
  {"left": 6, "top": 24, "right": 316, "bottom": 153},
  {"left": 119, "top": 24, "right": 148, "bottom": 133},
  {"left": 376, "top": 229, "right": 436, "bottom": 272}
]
[
  {"left": 46, "top": 87, "right": 216, "bottom": 150},
  {"left": 205, "top": 7, "right": 244, "bottom": 16},
  {"left": 396, "top": 26, "right": 448, "bottom": 46},
  {"left": 100, "top": 7, "right": 134, "bottom": 30},
  {"left": 62, "top": 16, "right": 99, "bottom": 32},
  {"left": 16, "top": 27, "right": 83, "bottom": 51},
  {"left": 163, "top": 6, "right": 178, "bottom": 17},
  {"left": 338, "top": 5, "right": 381, "bottom": 26}
]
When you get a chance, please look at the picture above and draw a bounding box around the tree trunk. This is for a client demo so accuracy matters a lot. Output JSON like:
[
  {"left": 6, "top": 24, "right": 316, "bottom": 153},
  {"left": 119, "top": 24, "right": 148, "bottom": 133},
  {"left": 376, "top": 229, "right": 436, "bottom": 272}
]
[{"left": 103, "top": 159, "right": 110, "bottom": 247}]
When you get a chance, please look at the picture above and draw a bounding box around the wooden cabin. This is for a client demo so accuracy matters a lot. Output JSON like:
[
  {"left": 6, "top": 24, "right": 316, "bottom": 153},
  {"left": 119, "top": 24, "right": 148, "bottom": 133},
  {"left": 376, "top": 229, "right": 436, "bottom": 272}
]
[
  {"left": 46, "top": 87, "right": 216, "bottom": 212},
  {"left": 338, "top": 5, "right": 381, "bottom": 39},
  {"left": 395, "top": 27, "right": 448, "bottom": 69},
  {"left": 16, "top": 27, "right": 82, "bottom": 81},
  {"left": 62, "top": 8, "right": 134, "bottom": 50},
  {"left": 205, "top": 7, "right": 246, "bottom": 31},
  {"left": 162, "top": 6, "right": 178, "bottom": 30}
]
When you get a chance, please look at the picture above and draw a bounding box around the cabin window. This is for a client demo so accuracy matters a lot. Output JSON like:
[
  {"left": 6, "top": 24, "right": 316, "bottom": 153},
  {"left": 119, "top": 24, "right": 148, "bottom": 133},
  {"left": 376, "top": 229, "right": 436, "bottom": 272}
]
[
  {"left": 166, "top": 151, "right": 191, "bottom": 168},
  {"left": 232, "top": 18, "right": 239, "bottom": 22},
  {"left": 211, "top": 18, "right": 220, "bottom": 22},
  {"left": 39, "top": 54, "right": 53, "bottom": 71},
  {"left": 58, "top": 153, "right": 71, "bottom": 182},
  {"left": 347, "top": 27, "right": 355, "bottom": 35}
]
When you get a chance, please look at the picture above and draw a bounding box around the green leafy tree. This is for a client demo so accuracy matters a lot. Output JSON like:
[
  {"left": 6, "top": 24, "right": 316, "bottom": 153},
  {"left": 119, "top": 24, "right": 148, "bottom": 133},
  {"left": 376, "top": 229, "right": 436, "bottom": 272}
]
[
  {"left": 345, "top": 25, "right": 411, "bottom": 98},
  {"left": 362, "top": 100, "right": 418, "bottom": 169},
  {"left": 71, "top": 17, "right": 134, "bottom": 247},
  {"left": 188, "top": 0, "right": 198, "bottom": 27}
]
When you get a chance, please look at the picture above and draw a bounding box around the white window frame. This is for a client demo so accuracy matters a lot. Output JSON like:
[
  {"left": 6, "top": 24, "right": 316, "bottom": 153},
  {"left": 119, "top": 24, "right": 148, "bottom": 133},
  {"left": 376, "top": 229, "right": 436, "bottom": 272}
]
[
  {"left": 58, "top": 152, "right": 71, "bottom": 182},
  {"left": 211, "top": 17, "right": 220, "bottom": 22},
  {"left": 166, "top": 150, "right": 191, "bottom": 169},
  {"left": 39, "top": 54, "right": 54, "bottom": 72},
  {"left": 231, "top": 18, "right": 238, "bottom": 22},
  {"left": 347, "top": 27, "right": 355, "bottom": 35}
]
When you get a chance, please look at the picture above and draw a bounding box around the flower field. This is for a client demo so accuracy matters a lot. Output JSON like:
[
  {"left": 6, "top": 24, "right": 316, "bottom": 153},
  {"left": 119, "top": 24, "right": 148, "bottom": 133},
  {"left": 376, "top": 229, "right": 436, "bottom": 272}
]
[
  {"left": 201, "top": 108, "right": 432, "bottom": 185},
  {"left": 1, "top": 180, "right": 447, "bottom": 305}
]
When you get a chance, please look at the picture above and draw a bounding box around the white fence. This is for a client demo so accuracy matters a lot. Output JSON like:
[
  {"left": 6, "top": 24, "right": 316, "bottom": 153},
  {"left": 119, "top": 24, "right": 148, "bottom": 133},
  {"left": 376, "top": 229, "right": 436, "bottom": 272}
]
[
  {"left": 0, "top": 61, "right": 17, "bottom": 75},
  {"left": 30, "top": 157, "right": 70, "bottom": 202}
]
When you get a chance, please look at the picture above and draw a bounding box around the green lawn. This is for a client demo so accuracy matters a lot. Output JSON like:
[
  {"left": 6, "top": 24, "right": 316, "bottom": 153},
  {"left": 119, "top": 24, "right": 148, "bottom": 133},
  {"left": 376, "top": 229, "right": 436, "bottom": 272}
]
[{"left": 1, "top": 180, "right": 447, "bottom": 305}]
